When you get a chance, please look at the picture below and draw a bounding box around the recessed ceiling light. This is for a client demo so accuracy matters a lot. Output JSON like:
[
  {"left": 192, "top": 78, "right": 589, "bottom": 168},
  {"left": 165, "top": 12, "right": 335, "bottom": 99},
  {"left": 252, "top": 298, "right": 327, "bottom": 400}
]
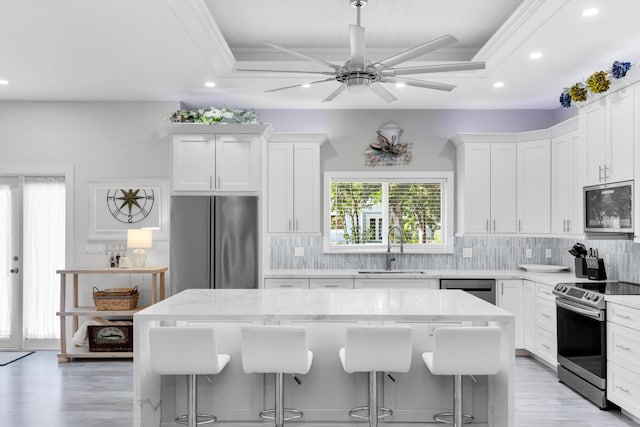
[
  {"left": 0, "top": 80, "right": 8, "bottom": 85},
  {"left": 582, "top": 8, "right": 599, "bottom": 17},
  {"left": 395, "top": 82, "right": 407, "bottom": 88},
  {"left": 493, "top": 81, "right": 505, "bottom": 88},
  {"left": 529, "top": 52, "right": 543, "bottom": 60},
  {"left": 302, "top": 83, "right": 311, "bottom": 88},
  {"left": 205, "top": 81, "right": 216, "bottom": 88}
]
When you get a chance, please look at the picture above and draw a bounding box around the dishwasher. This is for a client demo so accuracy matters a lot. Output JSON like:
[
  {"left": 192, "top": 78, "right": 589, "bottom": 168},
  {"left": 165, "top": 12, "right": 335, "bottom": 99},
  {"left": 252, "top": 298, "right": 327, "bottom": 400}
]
[{"left": 439, "top": 279, "right": 496, "bottom": 304}]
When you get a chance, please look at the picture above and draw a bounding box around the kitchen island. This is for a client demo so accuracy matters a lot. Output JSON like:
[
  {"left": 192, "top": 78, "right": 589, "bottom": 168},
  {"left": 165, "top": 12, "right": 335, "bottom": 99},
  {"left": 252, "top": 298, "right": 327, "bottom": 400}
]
[{"left": 134, "top": 288, "right": 515, "bottom": 427}]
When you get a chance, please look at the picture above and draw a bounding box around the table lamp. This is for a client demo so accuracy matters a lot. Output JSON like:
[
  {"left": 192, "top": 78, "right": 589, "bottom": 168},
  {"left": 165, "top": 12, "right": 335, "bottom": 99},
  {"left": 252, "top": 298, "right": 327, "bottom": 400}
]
[{"left": 127, "top": 229, "right": 152, "bottom": 268}]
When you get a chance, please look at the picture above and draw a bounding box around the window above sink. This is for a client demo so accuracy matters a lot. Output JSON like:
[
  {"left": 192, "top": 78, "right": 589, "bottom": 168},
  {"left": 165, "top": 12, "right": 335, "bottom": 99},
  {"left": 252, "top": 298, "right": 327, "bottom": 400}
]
[{"left": 323, "top": 171, "right": 454, "bottom": 254}]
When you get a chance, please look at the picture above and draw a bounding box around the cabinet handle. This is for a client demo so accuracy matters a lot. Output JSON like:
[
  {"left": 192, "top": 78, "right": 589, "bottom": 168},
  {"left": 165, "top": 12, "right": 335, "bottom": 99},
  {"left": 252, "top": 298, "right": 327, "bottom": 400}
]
[
  {"left": 615, "top": 344, "right": 631, "bottom": 351},
  {"left": 280, "top": 284, "right": 294, "bottom": 288},
  {"left": 493, "top": 219, "right": 496, "bottom": 232},
  {"left": 604, "top": 165, "right": 609, "bottom": 181},
  {"left": 541, "top": 344, "right": 550, "bottom": 349},
  {"left": 616, "top": 313, "right": 632, "bottom": 320},
  {"left": 541, "top": 313, "right": 551, "bottom": 319},
  {"left": 566, "top": 219, "right": 571, "bottom": 232},
  {"left": 296, "top": 219, "right": 299, "bottom": 232},
  {"left": 598, "top": 166, "right": 603, "bottom": 182},
  {"left": 324, "top": 285, "right": 339, "bottom": 288},
  {"left": 501, "top": 282, "right": 504, "bottom": 295},
  {"left": 518, "top": 220, "right": 522, "bottom": 232},
  {"left": 616, "top": 385, "right": 630, "bottom": 393}
]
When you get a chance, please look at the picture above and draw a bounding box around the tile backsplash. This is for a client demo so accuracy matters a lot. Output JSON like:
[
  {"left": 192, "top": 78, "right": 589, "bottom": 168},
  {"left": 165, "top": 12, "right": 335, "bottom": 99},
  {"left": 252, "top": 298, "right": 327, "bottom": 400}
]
[{"left": 270, "top": 236, "right": 640, "bottom": 283}]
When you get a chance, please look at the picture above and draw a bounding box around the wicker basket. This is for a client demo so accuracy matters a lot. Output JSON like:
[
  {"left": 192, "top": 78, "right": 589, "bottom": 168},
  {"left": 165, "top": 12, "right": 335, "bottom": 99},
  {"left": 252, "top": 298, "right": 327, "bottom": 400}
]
[{"left": 93, "top": 286, "right": 139, "bottom": 311}]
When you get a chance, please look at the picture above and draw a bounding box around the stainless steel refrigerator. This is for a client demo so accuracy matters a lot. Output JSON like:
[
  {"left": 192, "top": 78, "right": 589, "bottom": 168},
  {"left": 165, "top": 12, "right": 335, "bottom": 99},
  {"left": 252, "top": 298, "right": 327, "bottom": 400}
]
[{"left": 170, "top": 196, "right": 258, "bottom": 293}]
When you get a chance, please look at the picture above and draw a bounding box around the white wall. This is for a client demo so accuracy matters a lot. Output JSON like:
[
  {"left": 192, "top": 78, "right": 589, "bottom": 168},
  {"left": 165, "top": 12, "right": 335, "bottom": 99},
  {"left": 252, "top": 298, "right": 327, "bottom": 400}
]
[{"left": 0, "top": 101, "right": 179, "bottom": 301}]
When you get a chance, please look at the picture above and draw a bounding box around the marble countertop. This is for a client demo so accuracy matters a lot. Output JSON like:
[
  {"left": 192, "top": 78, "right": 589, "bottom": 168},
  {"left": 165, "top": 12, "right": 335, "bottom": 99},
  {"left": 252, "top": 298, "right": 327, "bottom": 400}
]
[
  {"left": 264, "top": 268, "right": 578, "bottom": 287},
  {"left": 135, "top": 288, "right": 515, "bottom": 322},
  {"left": 605, "top": 295, "right": 640, "bottom": 310}
]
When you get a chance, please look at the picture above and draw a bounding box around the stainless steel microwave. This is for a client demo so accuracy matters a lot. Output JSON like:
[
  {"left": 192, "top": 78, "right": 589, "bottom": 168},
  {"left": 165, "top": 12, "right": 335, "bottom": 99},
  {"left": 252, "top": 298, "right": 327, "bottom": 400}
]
[{"left": 584, "top": 180, "right": 633, "bottom": 234}]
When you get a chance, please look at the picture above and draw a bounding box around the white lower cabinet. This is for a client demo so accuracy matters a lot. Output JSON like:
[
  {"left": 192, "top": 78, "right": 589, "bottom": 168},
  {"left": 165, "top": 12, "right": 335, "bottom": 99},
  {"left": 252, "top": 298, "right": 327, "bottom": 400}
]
[
  {"left": 523, "top": 280, "right": 536, "bottom": 352},
  {"left": 607, "top": 302, "right": 640, "bottom": 419},
  {"left": 309, "top": 278, "right": 354, "bottom": 289},
  {"left": 534, "top": 283, "right": 557, "bottom": 366},
  {"left": 263, "top": 278, "right": 309, "bottom": 289},
  {"left": 354, "top": 278, "right": 439, "bottom": 289},
  {"left": 497, "top": 280, "right": 524, "bottom": 349}
]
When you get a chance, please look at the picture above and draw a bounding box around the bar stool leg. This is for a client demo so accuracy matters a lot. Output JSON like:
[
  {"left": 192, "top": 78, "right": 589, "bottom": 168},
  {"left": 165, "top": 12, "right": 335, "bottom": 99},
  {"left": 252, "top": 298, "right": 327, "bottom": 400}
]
[
  {"left": 433, "top": 375, "right": 473, "bottom": 426},
  {"left": 175, "top": 374, "right": 217, "bottom": 427},
  {"left": 368, "top": 371, "right": 378, "bottom": 427},
  {"left": 188, "top": 374, "right": 197, "bottom": 427},
  {"left": 275, "top": 372, "right": 284, "bottom": 427},
  {"left": 454, "top": 375, "right": 462, "bottom": 427}
]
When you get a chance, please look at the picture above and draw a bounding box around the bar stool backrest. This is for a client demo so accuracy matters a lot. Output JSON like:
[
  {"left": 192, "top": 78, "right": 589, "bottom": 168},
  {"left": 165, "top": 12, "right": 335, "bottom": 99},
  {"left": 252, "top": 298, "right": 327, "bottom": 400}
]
[
  {"left": 343, "top": 325, "right": 412, "bottom": 373},
  {"left": 241, "top": 325, "right": 311, "bottom": 374},
  {"left": 149, "top": 327, "right": 224, "bottom": 375},
  {"left": 430, "top": 326, "right": 502, "bottom": 376}
]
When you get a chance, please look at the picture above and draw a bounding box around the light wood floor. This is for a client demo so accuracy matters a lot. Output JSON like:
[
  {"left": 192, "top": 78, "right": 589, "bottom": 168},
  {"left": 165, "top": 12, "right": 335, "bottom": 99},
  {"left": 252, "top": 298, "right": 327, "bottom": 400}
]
[{"left": 0, "top": 352, "right": 638, "bottom": 426}]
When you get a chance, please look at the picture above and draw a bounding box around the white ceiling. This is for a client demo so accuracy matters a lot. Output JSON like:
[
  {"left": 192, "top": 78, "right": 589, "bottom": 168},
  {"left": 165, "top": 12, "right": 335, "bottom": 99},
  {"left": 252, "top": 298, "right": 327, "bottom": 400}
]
[{"left": 1, "top": 0, "right": 639, "bottom": 110}]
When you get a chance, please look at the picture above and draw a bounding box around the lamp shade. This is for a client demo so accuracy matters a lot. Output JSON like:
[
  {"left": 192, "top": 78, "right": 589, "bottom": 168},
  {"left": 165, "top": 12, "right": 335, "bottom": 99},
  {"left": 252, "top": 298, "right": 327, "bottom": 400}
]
[{"left": 127, "top": 229, "right": 152, "bottom": 249}]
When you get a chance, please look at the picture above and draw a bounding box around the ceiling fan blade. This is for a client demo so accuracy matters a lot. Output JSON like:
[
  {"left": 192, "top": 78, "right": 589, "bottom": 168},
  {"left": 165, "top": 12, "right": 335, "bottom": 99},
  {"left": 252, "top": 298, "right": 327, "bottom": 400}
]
[
  {"left": 266, "top": 78, "right": 336, "bottom": 93},
  {"left": 350, "top": 25, "right": 366, "bottom": 67},
  {"left": 382, "top": 77, "right": 456, "bottom": 92},
  {"left": 372, "top": 34, "right": 458, "bottom": 70},
  {"left": 322, "top": 85, "right": 347, "bottom": 103},
  {"left": 262, "top": 41, "right": 340, "bottom": 70},
  {"left": 370, "top": 83, "right": 397, "bottom": 103},
  {"left": 382, "top": 61, "right": 486, "bottom": 77},
  {"left": 236, "top": 68, "right": 335, "bottom": 76}
]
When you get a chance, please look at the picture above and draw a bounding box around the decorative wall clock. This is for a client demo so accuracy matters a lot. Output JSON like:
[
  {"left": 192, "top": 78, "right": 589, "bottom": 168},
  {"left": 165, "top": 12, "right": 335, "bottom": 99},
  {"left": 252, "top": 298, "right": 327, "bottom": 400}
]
[{"left": 88, "top": 179, "right": 168, "bottom": 241}]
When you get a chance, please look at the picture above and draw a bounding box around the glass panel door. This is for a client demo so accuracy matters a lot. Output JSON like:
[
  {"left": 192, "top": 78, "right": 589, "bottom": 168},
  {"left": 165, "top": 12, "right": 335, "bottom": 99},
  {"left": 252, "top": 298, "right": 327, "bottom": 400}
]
[{"left": 0, "top": 177, "right": 21, "bottom": 348}]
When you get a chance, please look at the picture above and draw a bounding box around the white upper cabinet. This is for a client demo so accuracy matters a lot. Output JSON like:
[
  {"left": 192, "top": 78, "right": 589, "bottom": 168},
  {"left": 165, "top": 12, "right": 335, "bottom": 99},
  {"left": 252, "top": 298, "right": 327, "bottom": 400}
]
[
  {"left": 551, "top": 128, "right": 581, "bottom": 235},
  {"left": 455, "top": 139, "right": 517, "bottom": 234},
  {"left": 172, "top": 133, "right": 261, "bottom": 193},
  {"left": 215, "top": 134, "right": 260, "bottom": 191},
  {"left": 267, "top": 135, "right": 326, "bottom": 233},
  {"left": 491, "top": 143, "right": 518, "bottom": 233},
  {"left": 517, "top": 139, "right": 551, "bottom": 233},
  {"left": 172, "top": 134, "right": 215, "bottom": 191},
  {"left": 581, "top": 85, "right": 635, "bottom": 185},
  {"left": 458, "top": 143, "right": 491, "bottom": 233},
  {"left": 171, "top": 124, "right": 271, "bottom": 194}
]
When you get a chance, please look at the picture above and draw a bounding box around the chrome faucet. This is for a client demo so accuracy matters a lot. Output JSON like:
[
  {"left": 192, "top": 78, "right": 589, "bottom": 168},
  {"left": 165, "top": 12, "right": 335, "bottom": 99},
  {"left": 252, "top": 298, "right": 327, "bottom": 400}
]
[{"left": 385, "top": 226, "right": 404, "bottom": 270}]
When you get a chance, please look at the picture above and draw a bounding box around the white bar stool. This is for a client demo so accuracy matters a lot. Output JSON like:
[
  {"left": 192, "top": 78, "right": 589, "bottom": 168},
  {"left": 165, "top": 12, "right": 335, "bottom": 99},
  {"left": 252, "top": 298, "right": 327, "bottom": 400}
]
[
  {"left": 149, "top": 327, "right": 230, "bottom": 427},
  {"left": 422, "top": 326, "right": 502, "bottom": 427},
  {"left": 338, "top": 325, "right": 412, "bottom": 427},
  {"left": 241, "top": 325, "right": 313, "bottom": 427}
]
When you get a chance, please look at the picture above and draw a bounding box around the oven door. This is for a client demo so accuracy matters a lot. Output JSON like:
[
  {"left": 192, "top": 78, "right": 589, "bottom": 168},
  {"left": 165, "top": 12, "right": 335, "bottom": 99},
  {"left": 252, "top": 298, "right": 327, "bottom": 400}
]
[{"left": 556, "top": 298, "right": 606, "bottom": 389}]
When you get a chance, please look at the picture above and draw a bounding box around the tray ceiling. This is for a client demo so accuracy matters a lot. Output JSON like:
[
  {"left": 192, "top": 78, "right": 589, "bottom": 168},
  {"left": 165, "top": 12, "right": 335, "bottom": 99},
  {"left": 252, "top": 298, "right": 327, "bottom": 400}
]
[{"left": 0, "top": 0, "right": 638, "bottom": 109}]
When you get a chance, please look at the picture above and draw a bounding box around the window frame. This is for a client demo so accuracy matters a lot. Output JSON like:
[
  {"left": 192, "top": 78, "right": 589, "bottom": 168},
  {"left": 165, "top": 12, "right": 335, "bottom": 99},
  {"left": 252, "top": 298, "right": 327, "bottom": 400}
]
[{"left": 323, "top": 171, "right": 454, "bottom": 254}]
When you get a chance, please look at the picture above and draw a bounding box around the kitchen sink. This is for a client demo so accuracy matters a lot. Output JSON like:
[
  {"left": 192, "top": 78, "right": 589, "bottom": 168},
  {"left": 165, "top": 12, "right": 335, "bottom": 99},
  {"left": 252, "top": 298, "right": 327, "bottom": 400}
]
[{"left": 358, "top": 270, "right": 425, "bottom": 274}]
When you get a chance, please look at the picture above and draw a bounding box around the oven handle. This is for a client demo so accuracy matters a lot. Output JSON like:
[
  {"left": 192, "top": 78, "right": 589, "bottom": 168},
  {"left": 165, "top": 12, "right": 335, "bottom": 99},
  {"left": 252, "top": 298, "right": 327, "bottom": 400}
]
[{"left": 556, "top": 299, "right": 605, "bottom": 321}]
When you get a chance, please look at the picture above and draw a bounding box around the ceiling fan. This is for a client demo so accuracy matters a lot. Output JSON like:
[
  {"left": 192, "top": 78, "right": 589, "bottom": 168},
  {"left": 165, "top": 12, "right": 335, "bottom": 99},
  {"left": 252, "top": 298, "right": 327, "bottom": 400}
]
[{"left": 236, "top": 0, "right": 486, "bottom": 103}]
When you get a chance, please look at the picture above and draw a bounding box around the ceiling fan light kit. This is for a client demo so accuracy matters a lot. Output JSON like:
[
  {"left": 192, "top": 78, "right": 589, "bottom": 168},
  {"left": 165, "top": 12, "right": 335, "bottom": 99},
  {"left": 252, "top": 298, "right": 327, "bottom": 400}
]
[{"left": 238, "top": 0, "right": 485, "bottom": 103}]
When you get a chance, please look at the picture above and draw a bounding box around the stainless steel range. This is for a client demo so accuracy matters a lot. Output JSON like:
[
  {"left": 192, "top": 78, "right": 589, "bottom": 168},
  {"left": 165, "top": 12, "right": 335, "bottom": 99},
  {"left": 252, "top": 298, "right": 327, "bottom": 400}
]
[{"left": 553, "top": 281, "right": 640, "bottom": 408}]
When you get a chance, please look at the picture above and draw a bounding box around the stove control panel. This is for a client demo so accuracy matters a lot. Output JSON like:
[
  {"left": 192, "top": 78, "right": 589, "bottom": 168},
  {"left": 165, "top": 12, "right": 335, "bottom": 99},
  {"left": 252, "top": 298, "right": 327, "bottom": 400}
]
[{"left": 553, "top": 283, "right": 605, "bottom": 309}]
